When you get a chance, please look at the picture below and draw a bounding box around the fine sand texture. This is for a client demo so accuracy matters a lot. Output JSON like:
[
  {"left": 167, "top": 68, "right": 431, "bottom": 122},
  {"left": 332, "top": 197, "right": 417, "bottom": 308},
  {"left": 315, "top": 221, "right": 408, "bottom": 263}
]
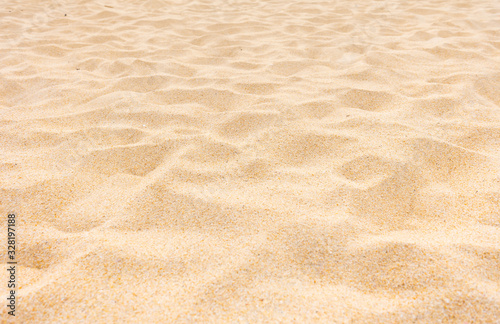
[{"left": 1, "top": 0, "right": 500, "bottom": 322}]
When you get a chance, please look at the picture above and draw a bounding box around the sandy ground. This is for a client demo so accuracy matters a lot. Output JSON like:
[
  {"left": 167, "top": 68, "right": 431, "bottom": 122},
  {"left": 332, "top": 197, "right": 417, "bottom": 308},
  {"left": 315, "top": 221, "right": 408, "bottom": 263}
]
[{"left": 1, "top": 0, "right": 500, "bottom": 322}]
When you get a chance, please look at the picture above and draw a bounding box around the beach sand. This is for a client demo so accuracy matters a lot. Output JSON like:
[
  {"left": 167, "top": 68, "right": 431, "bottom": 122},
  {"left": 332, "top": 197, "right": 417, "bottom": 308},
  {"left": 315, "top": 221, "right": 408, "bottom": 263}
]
[{"left": 1, "top": 0, "right": 500, "bottom": 322}]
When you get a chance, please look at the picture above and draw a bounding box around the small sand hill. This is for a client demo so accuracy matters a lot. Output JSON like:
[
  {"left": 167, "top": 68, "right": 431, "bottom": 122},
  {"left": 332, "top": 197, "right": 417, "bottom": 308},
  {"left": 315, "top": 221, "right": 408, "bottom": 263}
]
[{"left": 1, "top": 0, "right": 499, "bottom": 322}]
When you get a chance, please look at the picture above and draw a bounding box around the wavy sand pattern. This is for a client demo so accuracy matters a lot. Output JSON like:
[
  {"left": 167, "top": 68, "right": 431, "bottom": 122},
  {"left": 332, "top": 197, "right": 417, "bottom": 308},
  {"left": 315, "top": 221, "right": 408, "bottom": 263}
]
[{"left": 1, "top": 0, "right": 500, "bottom": 322}]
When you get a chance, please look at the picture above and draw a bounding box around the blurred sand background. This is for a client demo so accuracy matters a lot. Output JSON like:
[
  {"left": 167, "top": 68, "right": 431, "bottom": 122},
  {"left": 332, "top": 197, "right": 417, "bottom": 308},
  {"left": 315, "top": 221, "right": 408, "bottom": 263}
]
[{"left": 1, "top": 0, "right": 500, "bottom": 322}]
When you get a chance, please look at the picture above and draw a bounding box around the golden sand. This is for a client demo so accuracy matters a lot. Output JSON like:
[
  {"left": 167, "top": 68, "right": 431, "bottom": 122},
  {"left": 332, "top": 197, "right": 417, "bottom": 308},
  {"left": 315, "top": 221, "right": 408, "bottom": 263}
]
[{"left": 1, "top": 0, "right": 500, "bottom": 322}]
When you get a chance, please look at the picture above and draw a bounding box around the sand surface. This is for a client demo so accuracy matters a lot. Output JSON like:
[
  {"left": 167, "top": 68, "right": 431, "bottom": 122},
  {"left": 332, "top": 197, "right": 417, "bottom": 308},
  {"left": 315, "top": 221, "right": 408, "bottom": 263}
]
[{"left": 1, "top": 0, "right": 500, "bottom": 322}]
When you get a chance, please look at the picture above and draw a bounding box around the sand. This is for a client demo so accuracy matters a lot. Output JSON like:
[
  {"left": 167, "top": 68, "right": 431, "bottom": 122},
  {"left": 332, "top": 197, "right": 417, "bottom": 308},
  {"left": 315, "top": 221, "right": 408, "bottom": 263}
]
[{"left": 1, "top": 0, "right": 500, "bottom": 322}]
